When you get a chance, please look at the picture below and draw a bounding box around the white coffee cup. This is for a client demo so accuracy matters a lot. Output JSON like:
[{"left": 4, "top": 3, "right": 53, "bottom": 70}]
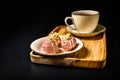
[{"left": 64, "top": 10, "right": 99, "bottom": 33}]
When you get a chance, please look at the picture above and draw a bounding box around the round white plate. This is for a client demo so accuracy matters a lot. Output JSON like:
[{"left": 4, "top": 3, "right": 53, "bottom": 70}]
[
  {"left": 30, "top": 36, "right": 83, "bottom": 56},
  {"left": 66, "top": 24, "right": 106, "bottom": 37}
]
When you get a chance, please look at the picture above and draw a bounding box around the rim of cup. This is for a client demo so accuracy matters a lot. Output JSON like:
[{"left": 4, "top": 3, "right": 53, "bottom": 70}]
[{"left": 72, "top": 10, "right": 99, "bottom": 15}]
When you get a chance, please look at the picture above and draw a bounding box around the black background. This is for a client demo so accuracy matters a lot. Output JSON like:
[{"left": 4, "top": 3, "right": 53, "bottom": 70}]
[{"left": 0, "top": 1, "right": 120, "bottom": 80}]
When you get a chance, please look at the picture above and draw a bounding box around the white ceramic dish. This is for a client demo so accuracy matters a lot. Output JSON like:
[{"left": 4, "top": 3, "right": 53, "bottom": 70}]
[
  {"left": 66, "top": 24, "right": 106, "bottom": 37},
  {"left": 30, "top": 36, "right": 83, "bottom": 56}
]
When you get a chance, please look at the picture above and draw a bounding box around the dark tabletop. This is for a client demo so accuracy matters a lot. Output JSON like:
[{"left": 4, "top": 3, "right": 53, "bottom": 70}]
[{"left": 0, "top": 1, "right": 120, "bottom": 80}]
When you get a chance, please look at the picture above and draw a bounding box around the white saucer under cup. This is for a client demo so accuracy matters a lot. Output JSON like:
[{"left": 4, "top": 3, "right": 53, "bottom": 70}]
[{"left": 66, "top": 24, "right": 106, "bottom": 37}]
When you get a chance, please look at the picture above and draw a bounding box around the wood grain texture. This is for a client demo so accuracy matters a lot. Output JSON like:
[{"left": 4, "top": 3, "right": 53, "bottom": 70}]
[{"left": 30, "top": 25, "right": 107, "bottom": 69}]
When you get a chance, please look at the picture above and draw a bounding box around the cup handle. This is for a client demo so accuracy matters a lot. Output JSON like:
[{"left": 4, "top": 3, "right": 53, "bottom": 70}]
[{"left": 64, "top": 17, "right": 76, "bottom": 30}]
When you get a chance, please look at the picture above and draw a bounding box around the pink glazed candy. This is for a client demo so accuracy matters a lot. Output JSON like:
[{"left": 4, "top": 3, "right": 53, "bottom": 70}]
[
  {"left": 41, "top": 38, "right": 59, "bottom": 54},
  {"left": 61, "top": 33, "right": 77, "bottom": 51}
]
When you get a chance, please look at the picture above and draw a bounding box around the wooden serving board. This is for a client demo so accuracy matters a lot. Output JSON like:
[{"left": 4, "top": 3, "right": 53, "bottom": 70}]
[{"left": 30, "top": 25, "right": 107, "bottom": 69}]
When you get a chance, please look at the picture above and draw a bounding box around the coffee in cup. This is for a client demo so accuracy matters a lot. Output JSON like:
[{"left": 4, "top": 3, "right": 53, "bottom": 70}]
[{"left": 64, "top": 10, "right": 99, "bottom": 33}]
